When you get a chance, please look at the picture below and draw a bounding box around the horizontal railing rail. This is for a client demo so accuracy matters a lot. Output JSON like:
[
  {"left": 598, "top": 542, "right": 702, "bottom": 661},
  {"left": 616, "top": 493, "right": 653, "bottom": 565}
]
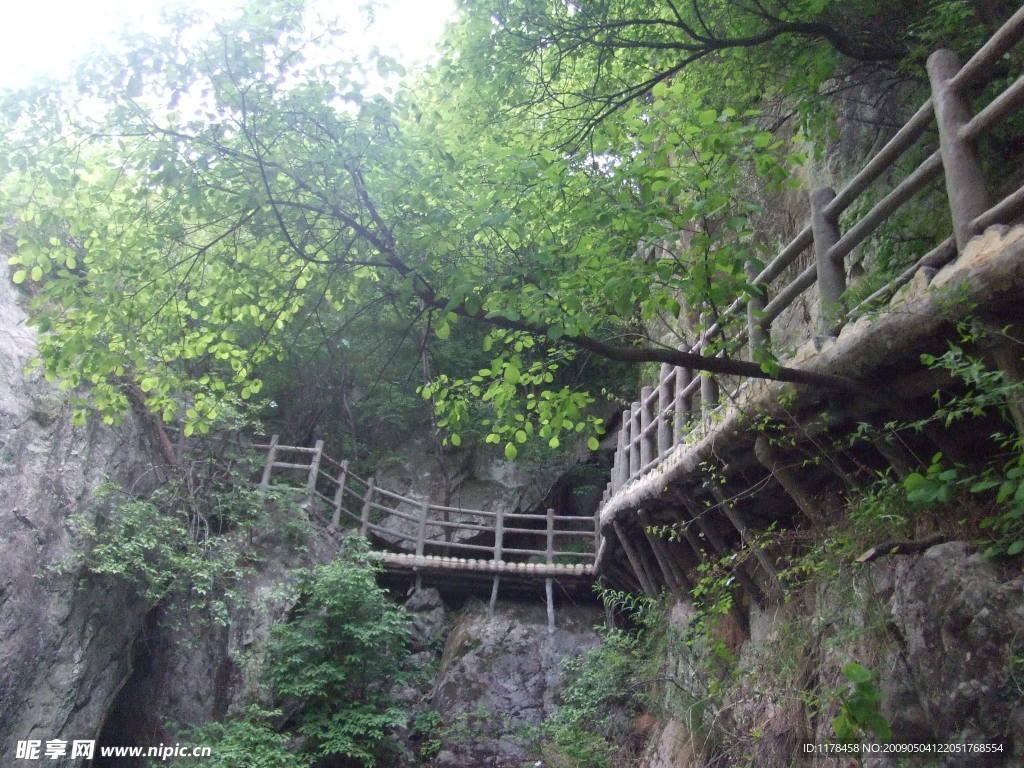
[{"left": 602, "top": 7, "right": 1024, "bottom": 510}]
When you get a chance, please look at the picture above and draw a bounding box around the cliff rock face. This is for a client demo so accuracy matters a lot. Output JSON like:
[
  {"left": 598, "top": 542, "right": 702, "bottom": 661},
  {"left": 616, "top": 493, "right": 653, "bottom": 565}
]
[
  {"left": 638, "top": 540, "right": 1024, "bottom": 767},
  {"left": 429, "top": 599, "right": 602, "bottom": 768},
  {"left": 0, "top": 262, "right": 158, "bottom": 764}
]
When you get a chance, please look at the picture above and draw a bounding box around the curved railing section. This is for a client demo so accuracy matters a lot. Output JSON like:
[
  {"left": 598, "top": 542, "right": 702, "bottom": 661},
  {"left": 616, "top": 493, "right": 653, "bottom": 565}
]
[
  {"left": 255, "top": 436, "right": 598, "bottom": 577},
  {"left": 600, "top": 7, "right": 1024, "bottom": 512}
]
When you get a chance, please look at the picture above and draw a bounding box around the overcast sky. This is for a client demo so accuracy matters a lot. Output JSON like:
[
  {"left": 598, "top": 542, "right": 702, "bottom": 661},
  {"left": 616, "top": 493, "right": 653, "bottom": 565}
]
[{"left": 0, "top": 0, "right": 456, "bottom": 88}]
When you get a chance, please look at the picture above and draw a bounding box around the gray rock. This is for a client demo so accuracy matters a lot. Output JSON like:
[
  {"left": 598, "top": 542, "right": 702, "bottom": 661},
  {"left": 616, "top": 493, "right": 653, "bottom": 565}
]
[
  {"left": 0, "top": 259, "right": 160, "bottom": 766},
  {"left": 428, "top": 600, "right": 601, "bottom": 768},
  {"left": 407, "top": 587, "right": 446, "bottom": 652},
  {"left": 890, "top": 541, "right": 1024, "bottom": 750}
]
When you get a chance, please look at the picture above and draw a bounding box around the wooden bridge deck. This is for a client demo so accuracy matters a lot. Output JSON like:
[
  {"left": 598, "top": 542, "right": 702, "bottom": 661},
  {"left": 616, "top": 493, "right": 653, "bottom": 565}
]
[{"left": 374, "top": 552, "right": 594, "bottom": 578}]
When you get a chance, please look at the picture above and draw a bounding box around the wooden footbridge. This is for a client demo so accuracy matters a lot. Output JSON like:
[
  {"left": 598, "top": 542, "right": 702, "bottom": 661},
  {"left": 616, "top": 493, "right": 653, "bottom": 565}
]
[
  {"left": 255, "top": 436, "right": 598, "bottom": 624},
  {"left": 591, "top": 8, "right": 1024, "bottom": 602}
]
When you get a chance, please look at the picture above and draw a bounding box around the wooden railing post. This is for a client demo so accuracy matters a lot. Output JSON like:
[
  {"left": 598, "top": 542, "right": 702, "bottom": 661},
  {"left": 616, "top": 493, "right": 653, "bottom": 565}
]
[
  {"left": 489, "top": 508, "right": 504, "bottom": 617},
  {"left": 928, "top": 49, "right": 991, "bottom": 250},
  {"left": 745, "top": 259, "right": 768, "bottom": 357},
  {"left": 360, "top": 478, "right": 375, "bottom": 536},
  {"left": 615, "top": 411, "right": 630, "bottom": 490},
  {"left": 698, "top": 314, "right": 719, "bottom": 421},
  {"left": 330, "top": 459, "right": 349, "bottom": 528},
  {"left": 305, "top": 439, "right": 324, "bottom": 507},
  {"left": 628, "top": 401, "right": 641, "bottom": 479},
  {"left": 811, "top": 186, "right": 844, "bottom": 334},
  {"left": 673, "top": 364, "right": 693, "bottom": 442},
  {"left": 657, "top": 365, "right": 672, "bottom": 458},
  {"left": 545, "top": 507, "right": 556, "bottom": 633},
  {"left": 416, "top": 499, "right": 430, "bottom": 558},
  {"left": 639, "top": 386, "right": 654, "bottom": 470},
  {"left": 494, "top": 508, "right": 505, "bottom": 564},
  {"left": 259, "top": 434, "right": 279, "bottom": 490}
]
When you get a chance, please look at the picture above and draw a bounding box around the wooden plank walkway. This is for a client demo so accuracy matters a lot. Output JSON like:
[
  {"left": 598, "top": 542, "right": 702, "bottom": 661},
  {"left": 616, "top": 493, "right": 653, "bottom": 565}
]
[{"left": 373, "top": 552, "right": 594, "bottom": 578}]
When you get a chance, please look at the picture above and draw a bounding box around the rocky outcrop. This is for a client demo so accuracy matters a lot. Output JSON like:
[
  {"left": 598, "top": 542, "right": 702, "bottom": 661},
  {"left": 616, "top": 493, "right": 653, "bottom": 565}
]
[
  {"left": 428, "top": 599, "right": 602, "bottom": 768},
  {"left": 638, "top": 540, "right": 1024, "bottom": 767},
  {"left": 889, "top": 542, "right": 1024, "bottom": 751},
  {"left": 0, "top": 262, "right": 159, "bottom": 764}
]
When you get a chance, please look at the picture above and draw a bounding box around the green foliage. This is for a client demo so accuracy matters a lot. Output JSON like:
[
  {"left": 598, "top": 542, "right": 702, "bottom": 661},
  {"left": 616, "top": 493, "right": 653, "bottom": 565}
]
[
  {"left": 169, "top": 538, "right": 412, "bottom": 767},
  {"left": 832, "top": 662, "right": 892, "bottom": 743},
  {"left": 55, "top": 461, "right": 278, "bottom": 621},
  {"left": 908, "top": 339, "right": 1024, "bottom": 558},
  {"left": 166, "top": 706, "right": 308, "bottom": 768},
  {"left": 542, "top": 628, "right": 646, "bottom": 768},
  {"left": 266, "top": 537, "right": 411, "bottom": 765}
]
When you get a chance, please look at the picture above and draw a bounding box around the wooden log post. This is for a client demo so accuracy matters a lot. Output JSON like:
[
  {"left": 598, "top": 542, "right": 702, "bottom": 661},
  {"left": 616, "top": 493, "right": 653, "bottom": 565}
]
[
  {"left": 612, "top": 519, "right": 659, "bottom": 598},
  {"left": 676, "top": 490, "right": 766, "bottom": 608},
  {"left": 304, "top": 439, "right": 324, "bottom": 508},
  {"left": 698, "top": 316, "right": 719, "bottom": 422},
  {"left": 992, "top": 344, "right": 1024, "bottom": 436},
  {"left": 753, "top": 435, "right": 823, "bottom": 526},
  {"left": 490, "top": 508, "right": 505, "bottom": 618},
  {"left": 673, "top": 364, "right": 694, "bottom": 442},
  {"left": 629, "top": 402, "right": 642, "bottom": 479},
  {"left": 259, "top": 434, "right": 279, "bottom": 490},
  {"left": 545, "top": 507, "right": 555, "bottom": 633},
  {"left": 608, "top": 562, "right": 643, "bottom": 595},
  {"left": 616, "top": 410, "right": 630, "bottom": 490},
  {"left": 675, "top": 513, "right": 709, "bottom": 564},
  {"left": 657, "top": 365, "right": 673, "bottom": 458},
  {"left": 709, "top": 484, "right": 783, "bottom": 601},
  {"left": 640, "top": 386, "right": 654, "bottom": 471},
  {"left": 416, "top": 498, "right": 430, "bottom": 558},
  {"left": 638, "top": 509, "right": 685, "bottom": 595},
  {"left": 811, "top": 186, "right": 844, "bottom": 335},
  {"left": 745, "top": 259, "right": 768, "bottom": 358},
  {"left": 330, "top": 460, "right": 349, "bottom": 528},
  {"left": 360, "top": 478, "right": 375, "bottom": 536},
  {"left": 928, "top": 49, "right": 990, "bottom": 250},
  {"left": 870, "top": 436, "right": 918, "bottom": 480}
]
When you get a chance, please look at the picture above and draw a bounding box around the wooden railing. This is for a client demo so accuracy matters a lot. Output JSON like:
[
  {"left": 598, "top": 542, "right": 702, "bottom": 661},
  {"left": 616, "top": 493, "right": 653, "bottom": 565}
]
[
  {"left": 601, "top": 7, "right": 1024, "bottom": 510},
  {"left": 255, "top": 436, "right": 599, "bottom": 572}
]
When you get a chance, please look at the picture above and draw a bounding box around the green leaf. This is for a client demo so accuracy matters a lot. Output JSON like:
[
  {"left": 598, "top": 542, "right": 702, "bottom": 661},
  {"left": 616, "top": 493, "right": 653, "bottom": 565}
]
[
  {"left": 504, "top": 442, "right": 517, "bottom": 460},
  {"left": 841, "top": 663, "right": 872, "bottom": 684},
  {"left": 587, "top": 436, "right": 600, "bottom": 451}
]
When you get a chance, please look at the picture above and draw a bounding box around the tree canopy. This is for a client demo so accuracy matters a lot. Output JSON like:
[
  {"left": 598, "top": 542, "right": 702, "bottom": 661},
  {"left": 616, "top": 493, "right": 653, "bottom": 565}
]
[{"left": 0, "top": 0, "right": 1006, "bottom": 458}]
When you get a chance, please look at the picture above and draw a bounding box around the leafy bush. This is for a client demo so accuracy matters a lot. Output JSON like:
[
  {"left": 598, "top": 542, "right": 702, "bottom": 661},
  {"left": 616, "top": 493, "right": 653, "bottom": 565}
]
[
  {"left": 168, "top": 538, "right": 412, "bottom": 768},
  {"left": 266, "top": 537, "right": 411, "bottom": 765},
  {"left": 55, "top": 461, "right": 278, "bottom": 621}
]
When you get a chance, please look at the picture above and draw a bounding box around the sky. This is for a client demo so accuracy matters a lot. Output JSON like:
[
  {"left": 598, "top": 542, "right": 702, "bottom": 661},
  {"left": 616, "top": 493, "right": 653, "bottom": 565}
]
[{"left": 0, "top": 0, "right": 456, "bottom": 88}]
